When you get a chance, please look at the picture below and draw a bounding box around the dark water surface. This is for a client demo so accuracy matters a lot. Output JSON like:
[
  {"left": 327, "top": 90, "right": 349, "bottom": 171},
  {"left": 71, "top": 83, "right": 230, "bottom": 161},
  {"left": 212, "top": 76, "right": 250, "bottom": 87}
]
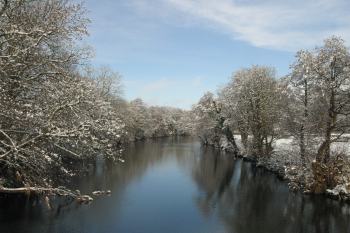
[{"left": 1, "top": 137, "right": 350, "bottom": 233}]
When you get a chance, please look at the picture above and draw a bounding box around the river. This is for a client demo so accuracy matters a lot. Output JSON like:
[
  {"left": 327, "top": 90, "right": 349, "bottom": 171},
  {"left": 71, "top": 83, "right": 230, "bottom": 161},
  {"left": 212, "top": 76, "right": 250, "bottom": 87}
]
[{"left": 1, "top": 137, "right": 350, "bottom": 233}]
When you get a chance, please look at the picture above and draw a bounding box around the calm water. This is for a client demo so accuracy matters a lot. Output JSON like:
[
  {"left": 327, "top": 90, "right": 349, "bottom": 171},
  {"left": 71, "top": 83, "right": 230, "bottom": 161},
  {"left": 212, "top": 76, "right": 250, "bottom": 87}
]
[{"left": 1, "top": 137, "right": 350, "bottom": 233}]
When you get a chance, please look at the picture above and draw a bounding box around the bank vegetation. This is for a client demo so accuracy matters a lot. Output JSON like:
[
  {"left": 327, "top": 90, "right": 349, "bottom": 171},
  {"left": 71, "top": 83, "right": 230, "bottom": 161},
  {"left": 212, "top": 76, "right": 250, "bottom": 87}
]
[
  {"left": 0, "top": 0, "right": 191, "bottom": 199},
  {"left": 192, "top": 36, "right": 350, "bottom": 200}
]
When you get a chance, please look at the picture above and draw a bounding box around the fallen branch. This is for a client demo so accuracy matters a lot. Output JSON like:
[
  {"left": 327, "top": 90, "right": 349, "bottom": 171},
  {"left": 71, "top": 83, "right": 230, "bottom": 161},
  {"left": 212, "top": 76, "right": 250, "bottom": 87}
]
[
  {"left": 0, "top": 186, "right": 93, "bottom": 204},
  {"left": 92, "top": 190, "right": 111, "bottom": 196},
  {"left": 54, "top": 143, "right": 81, "bottom": 158}
]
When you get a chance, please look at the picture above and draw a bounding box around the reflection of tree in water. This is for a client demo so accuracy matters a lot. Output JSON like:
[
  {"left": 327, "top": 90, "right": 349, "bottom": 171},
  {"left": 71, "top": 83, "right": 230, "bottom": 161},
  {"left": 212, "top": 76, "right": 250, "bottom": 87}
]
[
  {"left": 192, "top": 146, "right": 235, "bottom": 217},
  {"left": 2, "top": 137, "right": 188, "bottom": 219},
  {"left": 55, "top": 138, "right": 350, "bottom": 232},
  {"left": 0, "top": 137, "right": 202, "bottom": 233},
  {"left": 221, "top": 164, "right": 350, "bottom": 233},
  {"left": 191, "top": 150, "right": 350, "bottom": 233},
  {"left": 299, "top": 196, "right": 350, "bottom": 233},
  {"left": 2, "top": 137, "right": 350, "bottom": 233},
  {"left": 218, "top": 163, "right": 294, "bottom": 233}
]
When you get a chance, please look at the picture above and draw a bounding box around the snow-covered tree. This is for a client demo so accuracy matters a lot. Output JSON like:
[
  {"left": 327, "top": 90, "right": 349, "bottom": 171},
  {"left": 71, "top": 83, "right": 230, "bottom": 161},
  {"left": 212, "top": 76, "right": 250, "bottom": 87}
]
[
  {"left": 0, "top": 0, "right": 127, "bottom": 188},
  {"left": 283, "top": 50, "right": 316, "bottom": 166},
  {"left": 312, "top": 37, "right": 350, "bottom": 164},
  {"left": 193, "top": 92, "right": 221, "bottom": 146},
  {"left": 193, "top": 92, "right": 238, "bottom": 152},
  {"left": 222, "top": 66, "right": 282, "bottom": 157}
]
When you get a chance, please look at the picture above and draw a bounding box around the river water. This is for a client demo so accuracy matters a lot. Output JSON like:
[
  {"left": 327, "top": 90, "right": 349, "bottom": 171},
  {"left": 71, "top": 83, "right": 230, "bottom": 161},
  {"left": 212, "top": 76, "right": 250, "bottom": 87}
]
[{"left": 1, "top": 137, "right": 350, "bottom": 233}]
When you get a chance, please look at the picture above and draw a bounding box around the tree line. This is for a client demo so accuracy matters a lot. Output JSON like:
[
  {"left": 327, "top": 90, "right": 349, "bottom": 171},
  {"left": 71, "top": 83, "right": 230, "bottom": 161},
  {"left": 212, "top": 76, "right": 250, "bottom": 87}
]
[
  {"left": 0, "top": 0, "right": 191, "bottom": 189},
  {"left": 193, "top": 36, "right": 350, "bottom": 194}
]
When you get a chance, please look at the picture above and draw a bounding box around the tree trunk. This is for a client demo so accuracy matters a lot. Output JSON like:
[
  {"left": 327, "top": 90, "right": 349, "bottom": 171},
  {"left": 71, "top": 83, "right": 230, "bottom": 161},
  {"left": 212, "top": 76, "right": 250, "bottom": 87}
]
[
  {"left": 317, "top": 60, "right": 337, "bottom": 164},
  {"left": 299, "top": 77, "right": 308, "bottom": 167},
  {"left": 240, "top": 130, "right": 248, "bottom": 150},
  {"left": 223, "top": 125, "right": 239, "bottom": 155},
  {"left": 299, "top": 128, "right": 306, "bottom": 166}
]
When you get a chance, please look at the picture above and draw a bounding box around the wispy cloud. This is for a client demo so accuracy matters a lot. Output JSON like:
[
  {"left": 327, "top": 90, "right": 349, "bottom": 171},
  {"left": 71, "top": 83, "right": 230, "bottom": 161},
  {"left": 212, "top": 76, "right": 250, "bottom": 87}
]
[
  {"left": 86, "top": 0, "right": 346, "bottom": 108},
  {"left": 130, "top": 0, "right": 350, "bottom": 51}
]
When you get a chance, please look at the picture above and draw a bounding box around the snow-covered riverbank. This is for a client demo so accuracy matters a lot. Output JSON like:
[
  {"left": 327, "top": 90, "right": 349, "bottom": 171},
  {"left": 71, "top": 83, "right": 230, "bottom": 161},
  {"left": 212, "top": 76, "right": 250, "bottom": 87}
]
[{"left": 218, "top": 135, "right": 350, "bottom": 203}]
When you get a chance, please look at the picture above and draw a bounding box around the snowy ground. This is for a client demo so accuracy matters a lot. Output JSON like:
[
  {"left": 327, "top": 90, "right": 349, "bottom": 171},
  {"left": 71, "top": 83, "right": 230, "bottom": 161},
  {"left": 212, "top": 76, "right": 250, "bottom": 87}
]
[{"left": 234, "top": 134, "right": 350, "bottom": 163}]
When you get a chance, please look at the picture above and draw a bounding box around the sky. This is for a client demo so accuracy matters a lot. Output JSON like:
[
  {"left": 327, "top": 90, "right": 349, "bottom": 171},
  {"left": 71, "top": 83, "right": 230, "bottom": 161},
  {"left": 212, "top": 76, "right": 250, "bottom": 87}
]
[{"left": 82, "top": 0, "right": 350, "bottom": 109}]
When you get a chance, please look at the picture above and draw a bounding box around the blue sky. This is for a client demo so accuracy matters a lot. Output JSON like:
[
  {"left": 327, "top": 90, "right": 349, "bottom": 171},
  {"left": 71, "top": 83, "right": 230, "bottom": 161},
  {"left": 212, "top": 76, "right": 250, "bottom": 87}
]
[{"left": 82, "top": 0, "right": 350, "bottom": 109}]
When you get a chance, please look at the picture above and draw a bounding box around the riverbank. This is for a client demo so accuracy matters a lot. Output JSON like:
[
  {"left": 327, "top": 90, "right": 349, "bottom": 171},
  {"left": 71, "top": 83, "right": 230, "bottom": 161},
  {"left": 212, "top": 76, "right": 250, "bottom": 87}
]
[
  {"left": 217, "top": 135, "right": 350, "bottom": 203},
  {"left": 0, "top": 135, "right": 188, "bottom": 201}
]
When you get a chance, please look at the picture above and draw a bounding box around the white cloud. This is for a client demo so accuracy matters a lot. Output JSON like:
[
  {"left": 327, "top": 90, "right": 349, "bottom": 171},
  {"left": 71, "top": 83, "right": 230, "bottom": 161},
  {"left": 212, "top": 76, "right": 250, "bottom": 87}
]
[{"left": 130, "top": 0, "right": 350, "bottom": 51}]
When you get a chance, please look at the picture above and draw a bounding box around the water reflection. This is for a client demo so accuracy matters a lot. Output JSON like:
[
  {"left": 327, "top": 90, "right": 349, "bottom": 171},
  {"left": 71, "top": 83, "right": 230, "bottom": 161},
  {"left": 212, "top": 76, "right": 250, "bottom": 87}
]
[
  {"left": 192, "top": 146, "right": 235, "bottom": 217},
  {"left": 0, "top": 137, "right": 349, "bottom": 233},
  {"left": 190, "top": 142, "right": 350, "bottom": 233}
]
